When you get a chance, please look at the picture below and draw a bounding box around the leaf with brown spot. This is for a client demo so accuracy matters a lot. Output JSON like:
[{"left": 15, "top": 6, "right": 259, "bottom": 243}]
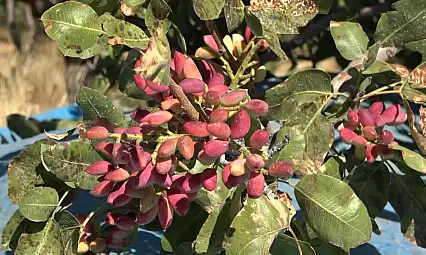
[
  {"left": 103, "top": 18, "right": 149, "bottom": 49},
  {"left": 420, "top": 106, "right": 426, "bottom": 135}
]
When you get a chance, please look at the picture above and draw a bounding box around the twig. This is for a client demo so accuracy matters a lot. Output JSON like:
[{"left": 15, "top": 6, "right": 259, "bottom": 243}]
[
  {"left": 206, "top": 20, "right": 239, "bottom": 72},
  {"left": 170, "top": 79, "right": 199, "bottom": 121}
]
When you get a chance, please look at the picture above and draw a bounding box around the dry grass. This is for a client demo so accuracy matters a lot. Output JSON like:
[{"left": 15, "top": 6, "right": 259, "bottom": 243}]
[{"left": 0, "top": 28, "right": 70, "bottom": 126}]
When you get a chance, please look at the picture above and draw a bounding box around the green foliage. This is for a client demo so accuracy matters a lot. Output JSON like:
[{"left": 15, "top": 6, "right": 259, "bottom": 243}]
[{"left": 6, "top": 0, "right": 426, "bottom": 254}]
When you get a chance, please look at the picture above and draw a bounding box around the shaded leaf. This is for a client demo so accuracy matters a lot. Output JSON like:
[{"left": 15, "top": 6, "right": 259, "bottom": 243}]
[
  {"left": 224, "top": 0, "right": 245, "bottom": 32},
  {"left": 194, "top": 188, "right": 242, "bottom": 254},
  {"left": 8, "top": 140, "right": 53, "bottom": 203},
  {"left": 224, "top": 195, "right": 292, "bottom": 254},
  {"left": 170, "top": 22, "right": 187, "bottom": 53},
  {"left": 89, "top": 75, "right": 110, "bottom": 94},
  {"left": 270, "top": 232, "right": 316, "bottom": 255},
  {"left": 402, "top": 99, "right": 426, "bottom": 155},
  {"left": 76, "top": 86, "right": 127, "bottom": 127},
  {"left": 407, "top": 39, "right": 426, "bottom": 61},
  {"left": 321, "top": 157, "right": 341, "bottom": 179},
  {"left": 374, "top": 0, "right": 426, "bottom": 58},
  {"left": 1, "top": 210, "right": 25, "bottom": 251},
  {"left": 57, "top": 32, "right": 110, "bottom": 59},
  {"left": 42, "top": 142, "right": 102, "bottom": 183},
  {"left": 330, "top": 21, "right": 369, "bottom": 61},
  {"left": 118, "top": 49, "right": 149, "bottom": 100},
  {"left": 347, "top": 162, "right": 390, "bottom": 218},
  {"left": 314, "top": 0, "right": 333, "bottom": 14},
  {"left": 103, "top": 18, "right": 149, "bottom": 49},
  {"left": 41, "top": 2, "right": 103, "bottom": 52},
  {"left": 402, "top": 86, "right": 426, "bottom": 105},
  {"left": 19, "top": 187, "right": 59, "bottom": 222},
  {"left": 55, "top": 210, "right": 80, "bottom": 246},
  {"left": 266, "top": 70, "right": 334, "bottom": 176},
  {"left": 7, "top": 114, "right": 41, "bottom": 139},
  {"left": 161, "top": 203, "right": 208, "bottom": 252},
  {"left": 192, "top": 0, "right": 226, "bottom": 20},
  {"left": 294, "top": 174, "right": 372, "bottom": 250},
  {"left": 15, "top": 219, "right": 63, "bottom": 255},
  {"left": 389, "top": 173, "right": 426, "bottom": 248}
]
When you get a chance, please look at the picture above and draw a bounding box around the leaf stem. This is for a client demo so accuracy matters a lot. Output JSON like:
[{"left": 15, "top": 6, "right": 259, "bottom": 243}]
[
  {"left": 80, "top": 202, "right": 107, "bottom": 237},
  {"left": 359, "top": 81, "right": 401, "bottom": 100},
  {"left": 288, "top": 227, "right": 303, "bottom": 255}
]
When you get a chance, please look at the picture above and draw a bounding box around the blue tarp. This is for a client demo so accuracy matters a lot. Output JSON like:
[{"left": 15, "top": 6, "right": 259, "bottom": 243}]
[{"left": 0, "top": 101, "right": 425, "bottom": 254}]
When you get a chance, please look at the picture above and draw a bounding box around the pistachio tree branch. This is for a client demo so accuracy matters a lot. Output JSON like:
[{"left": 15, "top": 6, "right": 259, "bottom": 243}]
[
  {"left": 170, "top": 79, "right": 199, "bottom": 121},
  {"left": 206, "top": 20, "right": 239, "bottom": 72}
]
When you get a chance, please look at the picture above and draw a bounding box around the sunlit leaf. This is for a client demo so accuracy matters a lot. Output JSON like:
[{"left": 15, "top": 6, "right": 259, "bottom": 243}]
[
  {"left": 330, "top": 21, "right": 369, "bottom": 61},
  {"left": 103, "top": 18, "right": 149, "bottom": 49},
  {"left": 192, "top": 0, "right": 226, "bottom": 20},
  {"left": 374, "top": 0, "right": 426, "bottom": 58},
  {"left": 1, "top": 210, "right": 25, "bottom": 251},
  {"left": 295, "top": 174, "right": 372, "bottom": 250},
  {"left": 266, "top": 70, "right": 334, "bottom": 176},
  {"left": 225, "top": 195, "right": 292, "bottom": 254},
  {"left": 76, "top": 86, "right": 128, "bottom": 127},
  {"left": 224, "top": 0, "right": 245, "bottom": 32}
]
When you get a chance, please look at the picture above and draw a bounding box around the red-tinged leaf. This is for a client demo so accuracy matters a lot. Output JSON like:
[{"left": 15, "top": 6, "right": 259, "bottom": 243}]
[
  {"left": 347, "top": 109, "right": 359, "bottom": 126},
  {"left": 156, "top": 157, "right": 172, "bottom": 175},
  {"left": 220, "top": 90, "right": 247, "bottom": 106},
  {"left": 204, "top": 139, "right": 229, "bottom": 157},
  {"left": 86, "top": 160, "right": 113, "bottom": 175},
  {"left": 230, "top": 109, "right": 251, "bottom": 139},
  {"left": 183, "top": 58, "right": 202, "bottom": 79},
  {"left": 391, "top": 64, "right": 410, "bottom": 78},
  {"left": 180, "top": 78, "right": 206, "bottom": 94},
  {"left": 167, "top": 188, "right": 190, "bottom": 217},
  {"left": 208, "top": 74, "right": 225, "bottom": 87},
  {"left": 369, "top": 102, "right": 383, "bottom": 115},
  {"left": 104, "top": 168, "right": 130, "bottom": 182},
  {"left": 206, "top": 122, "right": 231, "bottom": 139},
  {"left": 249, "top": 129, "right": 269, "bottom": 150},
  {"left": 381, "top": 105, "right": 398, "bottom": 124},
  {"left": 268, "top": 161, "right": 293, "bottom": 179},
  {"left": 85, "top": 126, "right": 109, "bottom": 140},
  {"left": 91, "top": 180, "right": 115, "bottom": 197},
  {"left": 244, "top": 99, "right": 269, "bottom": 116},
  {"left": 245, "top": 154, "right": 265, "bottom": 170},
  {"left": 339, "top": 128, "right": 358, "bottom": 144},
  {"left": 136, "top": 204, "right": 159, "bottom": 225},
  {"left": 158, "top": 196, "right": 173, "bottom": 229},
  {"left": 201, "top": 168, "right": 217, "bottom": 191},
  {"left": 247, "top": 171, "right": 265, "bottom": 199},
  {"left": 203, "top": 35, "right": 219, "bottom": 54},
  {"left": 209, "top": 109, "right": 229, "bottom": 123},
  {"left": 183, "top": 121, "right": 209, "bottom": 137},
  {"left": 358, "top": 109, "right": 375, "bottom": 127},
  {"left": 177, "top": 136, "right": 195, "bottom": 160},
  {"left": 158, "top": 138, "right": 179, "bottom": 158},
  {"left": 379, "top": 130, "right": 394, "bottom": 145}
]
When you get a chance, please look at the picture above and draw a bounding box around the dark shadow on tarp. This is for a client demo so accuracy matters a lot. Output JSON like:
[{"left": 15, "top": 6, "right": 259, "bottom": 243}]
[{"left": 351, "top": 243, "right": 382, "bottom": 255}]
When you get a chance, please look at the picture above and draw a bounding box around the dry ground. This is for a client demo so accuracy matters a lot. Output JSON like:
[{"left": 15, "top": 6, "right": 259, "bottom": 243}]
[{"left": 0, "top": 28, "right": 70, "bottom": 126}]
